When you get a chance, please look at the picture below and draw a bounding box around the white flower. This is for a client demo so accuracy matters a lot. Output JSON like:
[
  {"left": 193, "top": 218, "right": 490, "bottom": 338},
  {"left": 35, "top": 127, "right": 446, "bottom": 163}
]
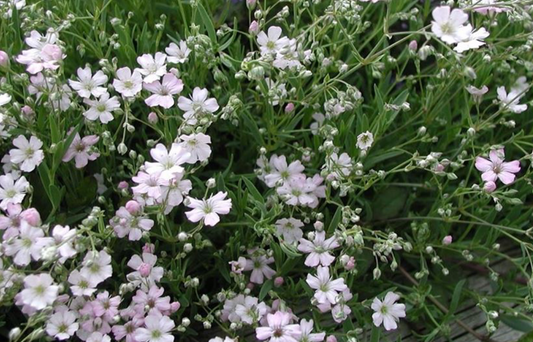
[
  {"left": 113, "top": 67, "right": 143, "bottom": 97},
  {"left": 185, "top": 191, "right": 232, "bottom": 226},
  {"left": 3, "top": 220, "right": 45, "bottom": 266},
  {"left": 209, "top": 338, "right": 235, "bottom": 342},
  {"left": 80, "top": 250, "right": 113, "bottom": 285},
  {"left": 0, "top": 173, "right": 29, "bottom": 210},
  {"left": 298, "top": 319, "right": 325, "bottom": 342},
  {"left": 431, "top": 6, "right": 472, "bottom": 45},
  {"left": 46, "top": 310, "right": 79, "bottom": 340},
  {"left": 68, "top": 66, "right": 108, "bottom": 98},
  {"left": 19, "top": 273, "right": 59, "bottom": 310},
  {"left": 497, "top": 77, "right": 529, "bottom": 113},
  {"left": 87, "top": 332, "right": 111, "bottom": 342},
  {"left": 165, "top": 41, "right": 191, "bottom": 64},
  {"left": 177, "top": 133, "right": 212, "bottom": 164},
  {"left": 356, "top": 131, "right": 374, "bottom": 151},
  {"left": 371, "top": 292, "right": 406, "bottom": 331},
  {"left": 144, "top": 143, "right": 190, "bottom": 180},
  {"left": 263, "top": 154, "right": 304, "bottom": 188},
  {"left": 234, "top": 295, "right": 268, "bottom": 324},
  {"left": 275, "top": 218, "right": 304, "bottom": 244},
  {"left": 257, "top": 26, "right": 290, "bottom": 56},
  {"left": 454, "top": 28, "right": 490, "bottom": 53},
  {"left": 136, "top": 52, "right": 167, "bottom": 83},
  {"left": 134, "top": 311, "right": 175, "bottom": 342},
  {"left": 177, "top": 87, "right": 219, "bottom": 125},
  {"left": 265, "top": 78, "right": 287, "bottom": 106},
  {"left": 83, "top": 92, "right": 120, "bottom": 123},
  {"left": 0, "top": 93, "right": 11, "bottom": 106},
  {"left": 9, "top": 135, "right": 44, "bottom": 172},
  {"left": 306, "top": 266, "right": 348, "bottom": 305},
  {"left": 324, "top": 152, "right": 352, "bottom": 180}
]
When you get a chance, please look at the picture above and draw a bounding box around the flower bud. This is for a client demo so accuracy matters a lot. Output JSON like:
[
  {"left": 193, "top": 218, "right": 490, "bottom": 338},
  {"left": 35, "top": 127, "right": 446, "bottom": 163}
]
[
  {"left": 125, "top": 200, "right": 141, "bottom": 214},
  {"left": 249, "top": 21, "right": 259, "bottom": 35},
  {"left": 274, "top": 276, "right": 284, "bottom": 287},
  {"left": 484, "top": 181, "right": 496, "bottom": 193},
  {"left": 0, "top": 50, "right": 9, "bottom": 67},
  {"left": 148, "top": 112, "right": 158, "bottom": 124},
  {"left": 442, "top": 235, "right": 453, "bottom": 245}
]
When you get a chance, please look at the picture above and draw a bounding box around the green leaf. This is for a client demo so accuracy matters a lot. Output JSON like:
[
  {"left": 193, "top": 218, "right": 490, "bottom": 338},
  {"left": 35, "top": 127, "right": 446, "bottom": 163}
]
[
  {"left": 449, "top": 279, "right": 466, "bottom": 315},
  {"left": 280, "top": 241, "right": 301, "bottom": 258},
  {"left": 371, "top": 324, "right": 381, "bottom": 342},
  {"left": 242, "top": 177, "right": 264, "bottom": 204},
  {"left": 371, "top": 187, "right": 407, "bottom": 220},
  {"left": 501, "top": 315, "right": 533, "bottom": 333},
  {"left": 259, "top": 279, "right": 273, "bottom": 301},
  {"left": 197, "top": 2, "right": 216, "bottom": 44}
]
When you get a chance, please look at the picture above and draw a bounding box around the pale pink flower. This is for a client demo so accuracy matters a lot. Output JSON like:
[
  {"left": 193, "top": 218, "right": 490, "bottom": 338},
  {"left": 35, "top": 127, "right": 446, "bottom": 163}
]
[
  {"left": 275, "top": 218, "right": 304, "bottom": 244},
  {"left": 497, "top": 77, "right": 529, "bottom": 113},
  {"left": 134, "top": 311, "right": 175, "bottom": 342},
  {"left": 235, "top": 295, "right": 268, "bottom": 324},
  {"left": 165, "top": 41, "right": 191, "bottom": 64},
  {"left": 52, "top": 224, "right": 77, "bottom": 262},
  {"left": 178, "top": 133, "right": 212, "bottom": 163},
  {"left": 298, "top": 231, "right": 339, "bottom": 267},
  {"left": 144, "top": 143, "right": 190, "bottom": 180},
  {"left": 127, "top": 253, "right": 164, "bottom": 291},
  {"left": 144, "top": 73, "right": 183, "bottom": 109},
  {"left": 371, "top": 292, "right": 406, "bottom": 331},
  {"left": 256, "top": 311, "right": 301, "bottom": 342},
  {"left": 264, "top": 155, "right": 305, "bottom": 188},
  {"left": 113, "top": 67, "right": 143, "bottom": 97},
  {"left": 3, "top": 221, "right": 45, "bottom": 266},
  {"left": 110, "top": 206, "right": 154, "bottom": 241},
  {"left": 473, "top": 0, "right": 509, "bottom": 15},
  {"left": 298, "top": 319, "right": 325, "bottom": 342},
  {"left": 19, "top": 273, "right": 59, "bottom": 310},
  {"left": 83, "top": 92, "right": 120, "bottom": 123},
  {"left": 136, "top": 52, "right": 167, "bottom": 83},
  {"left": 68, "top": 66, "right": 108, "bottom": 98},
  {"left": 46, "top": 310, "right": 79, "bottom": 340},
  {"left": 177, "top": 87, "right": 219, "bottom": 125},
  {"left": 306, "top": 266, "right": 348, "bottom": 305},
  {"left": 16, "top": 43, "right": 64, "bottom": 74},
  {"left": 9, "top": 135, "right": 44, "bottom": 172},
  {"left": 0, "top": 173, "right": 29, "bottom": 210},
  {"left": 68, "top": 270, "right": 97, "bottom": 296},
  {"left": 475, "top": 149, "right": 520, "bottom": 185},
  {"left": 185, "top": 191, "right": 232, "bottom": 226},
  {"left": 62, "top": 132, "right": 100, "bottom": 168},
  {"left": 244, "top": 250, "right": 276, "bottom": 284},
  {"left": 80, "top": 250, "right": 113, "bottom": 285}
]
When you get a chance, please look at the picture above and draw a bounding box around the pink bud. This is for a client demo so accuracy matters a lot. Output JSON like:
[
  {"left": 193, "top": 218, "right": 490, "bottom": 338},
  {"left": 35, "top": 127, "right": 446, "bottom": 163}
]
[
  {"left": 246, "top": 282, "right": 255, "bottom": 290},
  {"left": 0, "top": 50, "right": 9, "bottom": 67},
  {"left": 326, "top": 336, "right": 337, "bottom": 342},
  {"left": 142, "top": 243, "right": 155, "bottom": 254},
  {"left": 442, "top": 235, "right": 453, "bottom": 245},
  {"left": 118, "top": 181, "right": 129, "bottom": 190},
  {"left": 125, "top": 200, "right": 141, "bottom": 215},
  {"left": 170, "top": 301, "right": 181, "bottom": 313},
  {"left": 484, "top": 181, "right": 496, "bottom": 193},
  {"left": 21, "top": 105, "right": 34, "bottom": 117},
  {"left": 249, "top": 21, "right": 259, "bottom": 35},
  {"left": 313, "top": 221, "right": 324, "bottom": 231},
  {"left": 138, "top": 262, "right": 152, "bottom": 277},
  {"left": 408, "top": 40, "right": 418, "bottom": 51},
  {"left": 246, "top": 0, "right": 257, "bottom": 9},
  {"left": 148, "top": 112, "right": 158, "bottom": 124},
  {"left": 274, "top": 277, "right": 284, "bottom": 287},
  {"left": 20, "top": 208, "right": 41, "bottom": 226},
  {"left": 284, "top": 103, "right": 295, "bottom": 113},
  {"left": 345, "top": 257, "right": 355, "bottom": 271}
]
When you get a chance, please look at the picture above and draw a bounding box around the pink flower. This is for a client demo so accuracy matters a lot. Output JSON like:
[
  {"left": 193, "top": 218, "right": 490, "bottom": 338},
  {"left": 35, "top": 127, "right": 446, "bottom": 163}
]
[
  {"left": 306, "top": 266, "right": 348, "bottom": 305},
  {"left": 134, "top": 310, "right": 175, "bottom": 342},
  {"left": 244, "top": 250, "right": 276, "bottom": 284},
  {"left": 62, "top": 132, "right": 100, "bottom": 168},
  {"left": 298, "top": 231, "right": 339, "bottom": 267},
  {"left": 185, "top": 191, "right": 232, "bottom": 226},
  {"left": 475, "top": 149, "right": 520, "bottom": 185},
  {"left": 442, "top": 235, "right": 453, "bottom": 245},
  {"left": 371, "top": 292, "right": 406, "bottom": 331},
  {"left": 144, "top": 73, "right": 183, "bottom": 109},
  {"left": 256, "top": 311, "right": 301, "bottom": 342}
]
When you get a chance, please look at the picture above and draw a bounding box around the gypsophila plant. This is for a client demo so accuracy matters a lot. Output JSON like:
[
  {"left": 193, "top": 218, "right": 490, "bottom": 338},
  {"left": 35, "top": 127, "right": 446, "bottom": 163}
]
[{"left": 0, "top": 0, "right": 532, "bottom": 341}]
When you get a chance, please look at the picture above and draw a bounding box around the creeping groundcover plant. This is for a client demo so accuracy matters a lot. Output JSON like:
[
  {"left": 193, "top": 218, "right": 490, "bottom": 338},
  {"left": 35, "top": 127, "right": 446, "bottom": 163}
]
[{"left": 0, "top": 0, "right": 533, "bottom": 341}]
